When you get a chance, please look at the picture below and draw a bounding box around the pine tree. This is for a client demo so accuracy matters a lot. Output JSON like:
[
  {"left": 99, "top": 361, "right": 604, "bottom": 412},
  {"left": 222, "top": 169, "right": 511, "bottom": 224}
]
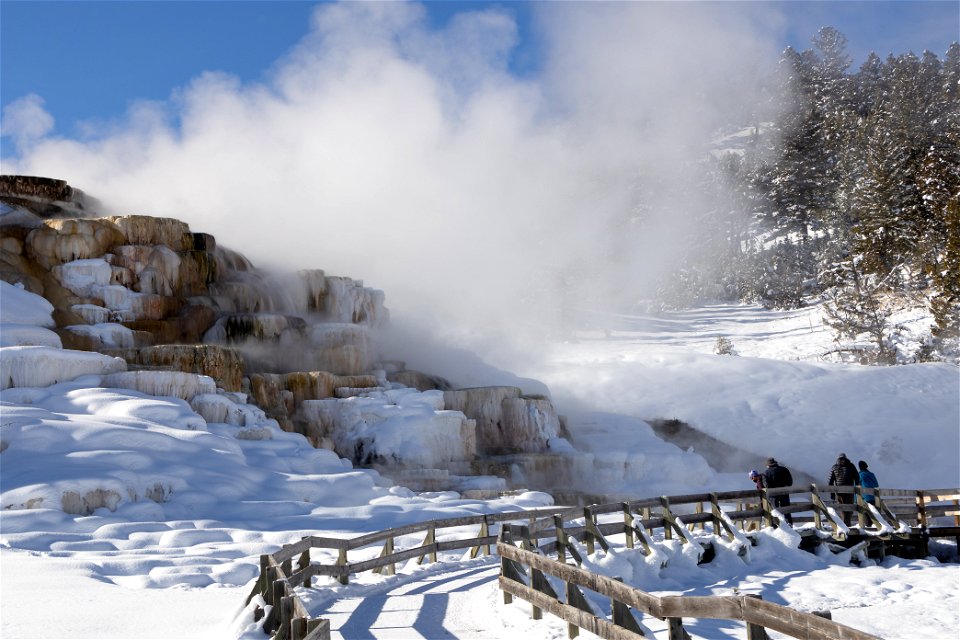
[
  {"left": 823, "top": 259, "right": 899, "bottom": 364},
  {"left": 930, "top": 199, "right": 960, "bottom": 348}
]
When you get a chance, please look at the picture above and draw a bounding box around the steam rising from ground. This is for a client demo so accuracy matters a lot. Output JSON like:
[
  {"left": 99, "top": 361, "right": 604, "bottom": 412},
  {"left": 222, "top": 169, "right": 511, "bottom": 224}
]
[{"left": 4, "top": 1, "right": 783, "bottom": 369}]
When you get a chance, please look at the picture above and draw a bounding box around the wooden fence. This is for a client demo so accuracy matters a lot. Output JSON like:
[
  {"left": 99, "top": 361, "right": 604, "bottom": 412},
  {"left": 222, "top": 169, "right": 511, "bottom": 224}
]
[
  {"left": 246, "top": 485, "right": 959, "bottom": 639},
  {"left": 498, "top": 531, "right": 879, "bottom": 640}
]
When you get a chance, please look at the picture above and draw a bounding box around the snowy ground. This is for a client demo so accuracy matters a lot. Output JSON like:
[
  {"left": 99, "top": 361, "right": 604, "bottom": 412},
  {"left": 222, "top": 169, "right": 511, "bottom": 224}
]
[{"left": 2, "top": 287, "right": 958, "bottom": 639}]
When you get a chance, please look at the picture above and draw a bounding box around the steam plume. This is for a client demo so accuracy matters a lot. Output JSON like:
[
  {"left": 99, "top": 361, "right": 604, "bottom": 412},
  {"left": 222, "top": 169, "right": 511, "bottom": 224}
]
[{"left": 3, "top": 1, "right": 783, "bottom": 370}]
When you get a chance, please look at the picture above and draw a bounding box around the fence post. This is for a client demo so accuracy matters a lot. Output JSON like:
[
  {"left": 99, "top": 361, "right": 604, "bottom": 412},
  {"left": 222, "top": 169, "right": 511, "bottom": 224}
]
[
  {"left": 337, "top": 547, "right": 349, "bottom": 585},
  {"left": 266, "top": 565, "right": 278, "bottom": 606},
  {"left": 856, "top": 486, "right": 868, "bottom": 530},
  {"left": 744, "top": 594, "right": 769, "bottom": 640},
  {"left": 584, "top": 507, "right": 595, "bottom": 555},
  {"left": 811, "top": 485, "right": 823, "bottom": 529},
  {"left": 498, "top": 530, "right": 519, "bottom": 605},
  {"left": 611, "top": 577, "right": 644, "bottom": 634},
  {"left": 555, "top": 515, "right": 567, "bottom": 564},
  {"left": 916, "top": 490, "right": 928, "bottom": 530},
  {"left": 483, "top": 515, "right": 492, "bottom": 556},
  {"left": 258, "top": 554, "right": 270, "bottom": 597},
  {"left": 709, "top": 493, "right": 721, "bottom": 538},
  {"left": 667, "top": 616, "right": 686, "bottom": 640},
  {"left": 384, "top": 536, "right": 395, "bottom": 575},
  {"left": 280, "top": 595, "right": 294, "bottom": 640},
  {"left": 760, "top": 489, "right": 774, "bottom": 528},
  {"left": 291, "top": 616, "right": 307, "bottom": 640},
  {"left": 298, "top": 543, "right": 312, "bottom": 588},
  {"left": 622, "top": 502, "right": 634, "bottom": 549},
  {"left": 419, "top": 524, "right": 437, "bottom": 564},
  {"left": 661, "top": 497, "right": 672, "bottom": 541}
]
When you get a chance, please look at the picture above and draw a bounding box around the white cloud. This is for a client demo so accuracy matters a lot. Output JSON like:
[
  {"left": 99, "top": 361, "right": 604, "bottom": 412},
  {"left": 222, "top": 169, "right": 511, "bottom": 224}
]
[{"left": 2, "top": 93, "right": 55, "bottom": 150}]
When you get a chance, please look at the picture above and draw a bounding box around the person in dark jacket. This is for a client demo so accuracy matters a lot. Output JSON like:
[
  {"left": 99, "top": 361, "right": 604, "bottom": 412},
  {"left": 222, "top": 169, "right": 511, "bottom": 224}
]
[
  {"left": 828, "top": 453, "right": 860, "bottom": 526},
  {"left": 858, "top": 460, "right": 879, "bottom": 505},
  {"left": 762, "top": 458, "right": 794, "bottom": 525}
]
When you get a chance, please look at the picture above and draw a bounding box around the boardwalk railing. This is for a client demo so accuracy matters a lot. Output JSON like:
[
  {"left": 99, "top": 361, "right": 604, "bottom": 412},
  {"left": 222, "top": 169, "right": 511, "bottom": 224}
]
[
  {"left": 498, "top": 527, "right": 880, "bottom": 640},
  {"left": 245, "top": 505, "right": 573, "bottom": 639},
  {"left": 246, "top": 486, "right": 959, "bottom": 639}
]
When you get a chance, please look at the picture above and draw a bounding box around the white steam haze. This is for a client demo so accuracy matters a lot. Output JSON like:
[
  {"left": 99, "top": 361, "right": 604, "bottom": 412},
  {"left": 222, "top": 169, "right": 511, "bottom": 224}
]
[{"left": 2, "top": 1, "right": 784, "bottom": 369}]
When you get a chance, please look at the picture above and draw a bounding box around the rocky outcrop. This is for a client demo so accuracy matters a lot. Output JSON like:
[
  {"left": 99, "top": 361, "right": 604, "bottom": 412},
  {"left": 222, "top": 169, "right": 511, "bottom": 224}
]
[
  {"left": 443, "top": 387, "right": 563, "bottom": 454},
  {"left": 248, "top": 371, "right": 381, "bottom": 442},
  {"left": 105, "top": 344, "right": 245, "bottom": 392},
  {"left": 101, "top": 370, "right": 217, "bottom": 401},
  {"left": 0, "top": 175, "right": 95, "bottom": 219},
  {"left": 1, "top": 175, "right": 575, "bottom": 499}
]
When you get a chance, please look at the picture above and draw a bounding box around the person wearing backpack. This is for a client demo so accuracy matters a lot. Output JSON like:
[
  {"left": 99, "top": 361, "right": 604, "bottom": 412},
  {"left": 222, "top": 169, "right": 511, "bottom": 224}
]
[
  {"left": 828, "top": 453, "right": 860, "bottom": 526},
  {"left": 762, "top": 458, "right": 794, "bottom": 525}
]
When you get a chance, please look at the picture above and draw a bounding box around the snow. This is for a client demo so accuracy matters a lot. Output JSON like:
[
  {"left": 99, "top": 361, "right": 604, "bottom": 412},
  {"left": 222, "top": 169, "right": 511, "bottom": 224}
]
[
  {"left": 319, "top": 388, "right": 477, "bottom": 467},
  {"left": 1, "top": 287, "right": 958, "bottom": 639},
  {"left": 0, "top": 280, "right": 55, "bottom": 326},
  {"left": 64, "top": 322, "right": 137, "bottom": 348},
  {"left": 0, "top": 345, "right": 126, "bottom": 390}
]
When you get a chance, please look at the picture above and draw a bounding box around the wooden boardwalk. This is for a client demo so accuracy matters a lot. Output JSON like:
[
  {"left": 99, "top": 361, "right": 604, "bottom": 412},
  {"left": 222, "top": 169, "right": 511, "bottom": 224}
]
[{"left": 246, "top": 485, "right": 960, "bottom": 640}]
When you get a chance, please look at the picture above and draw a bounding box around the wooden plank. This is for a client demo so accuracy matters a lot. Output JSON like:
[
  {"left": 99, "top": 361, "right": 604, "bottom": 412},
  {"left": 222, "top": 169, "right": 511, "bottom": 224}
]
[
  {"left": 303, "top": 618, "right": 331, "bottom": 640},
  {"left": 498, "top": 542, "right": 662, "bottom": 616},
  {"left": 499, "top": 577, "right": 644, "bottom": 640},
  {"left": 920, "top": 490, "right": 960, "bottom": 502},
  {"left": 742, "top": 595, "right": 882, "bottom": 640},
  {"left": 659, "top": 596, "right": 742, "bottom": 620}
]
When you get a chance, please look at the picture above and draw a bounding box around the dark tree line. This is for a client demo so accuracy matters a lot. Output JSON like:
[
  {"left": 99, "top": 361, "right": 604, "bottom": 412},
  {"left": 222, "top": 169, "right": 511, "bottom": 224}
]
[{"left": 659, "top": 28, "right": 960, "bottom": 363}]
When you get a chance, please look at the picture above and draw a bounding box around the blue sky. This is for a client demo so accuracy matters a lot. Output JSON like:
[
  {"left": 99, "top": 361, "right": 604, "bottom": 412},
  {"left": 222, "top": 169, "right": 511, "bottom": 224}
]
[{"left": 2, "top": 1, "right": 958, "bottom": 162}]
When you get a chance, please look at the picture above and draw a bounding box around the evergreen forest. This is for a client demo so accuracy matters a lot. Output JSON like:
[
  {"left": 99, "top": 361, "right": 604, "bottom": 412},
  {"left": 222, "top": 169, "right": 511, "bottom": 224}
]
[{"left": 666, "top": 27, "right": 959, "bottom": 364}]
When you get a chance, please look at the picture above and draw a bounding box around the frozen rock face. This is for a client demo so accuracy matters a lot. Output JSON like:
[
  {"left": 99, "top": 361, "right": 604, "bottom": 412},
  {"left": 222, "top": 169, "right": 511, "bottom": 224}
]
[
  {"left": 443, "top": 387, "right": 563, "bottom": 454},
  {"left": 0, "top": 175, "right": 94, "bottom": 220},
  {"left": 324, "top": 276, "right": 388, "bottom": 326},
  {"left": 0, "top": 346, "right": 126, "bottom": 390},
  {"left": 203, "top": 316, "right": 378, "bottom": 376},
  {"left": 248, "top": 371, "right": 380, "bottom": 441},
  {"left": 63, "top": 323, "right": 137, "bottom": 350},
  {"left": 101, "top": 370, "right": 217, "bottom": 401},
  {"left": 106, "top": 344, "right": 245, "bottom": 392},
  {"left": 104, "top": 215, "right": 193, "bottom": 252},
  {"left": 314, "top": 388, "right": 477, "bottom": 467},
  {"left": 26, "top": 219, "right": 126, "bottom": 271}
]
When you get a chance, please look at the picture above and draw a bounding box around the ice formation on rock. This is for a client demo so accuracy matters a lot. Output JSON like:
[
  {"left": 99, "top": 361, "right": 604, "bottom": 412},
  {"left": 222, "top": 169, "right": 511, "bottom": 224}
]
[
  {"left": 0, "top": 176, "right": 572, "bottom": 501},
  {"left": 0, "top": 346, "right": 126, "bottom": 390},
  {"left": 443, "top": 387, "right": 564, "bottom": 454},
  {"left": 314, "top": 388, "right": 478, "bottom": 467},
  {"left": 101, "top": 370, "right": 218, "bottom": 401}
]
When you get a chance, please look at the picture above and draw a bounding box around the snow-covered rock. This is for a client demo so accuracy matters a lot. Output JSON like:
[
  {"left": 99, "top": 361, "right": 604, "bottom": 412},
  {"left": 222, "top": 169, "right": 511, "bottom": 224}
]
[
  {"left": 51, "top": 258, "right": 113, "bottom": 298},
  {"left": 0, "top": 346, "right": 126, "bottom": 390},
  {"left": 317, "top": 388, "right": 478, "bottom": 467},
  {"left": 1, "top": 280, "right": 56, "bottom": 326},
  {"left": 64, "top": 323, "right": 137, "bottom": 349},
  {"left": 443, "top": 387, "right": 563, "bottom": 454},
  {"left": 101, "top": 371, "right": 217, "bottom": 401}
]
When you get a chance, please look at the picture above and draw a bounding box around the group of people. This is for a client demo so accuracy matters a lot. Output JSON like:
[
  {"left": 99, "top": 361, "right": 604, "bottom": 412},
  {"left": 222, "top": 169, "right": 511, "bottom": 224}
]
[{"left": 748, "top": 453, "right": 880, "bottom": 527}]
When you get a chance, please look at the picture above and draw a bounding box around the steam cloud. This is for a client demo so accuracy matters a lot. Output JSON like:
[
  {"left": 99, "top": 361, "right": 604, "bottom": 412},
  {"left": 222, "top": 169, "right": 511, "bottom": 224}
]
[{"left": 3, "top": 2, "right": 784, "bottom": 370}]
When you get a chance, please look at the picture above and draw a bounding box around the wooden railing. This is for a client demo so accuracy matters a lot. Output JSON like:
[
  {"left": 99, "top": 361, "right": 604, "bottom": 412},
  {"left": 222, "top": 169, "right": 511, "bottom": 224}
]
[
  {"left": 245, "top": 505, "right": 573, "bottom": 639},
  {"left": 246, "top": 486, "right": 959, "bottom": 639},
  {"left": 498, "top": 529, "right": 881, "bottom": 640}
]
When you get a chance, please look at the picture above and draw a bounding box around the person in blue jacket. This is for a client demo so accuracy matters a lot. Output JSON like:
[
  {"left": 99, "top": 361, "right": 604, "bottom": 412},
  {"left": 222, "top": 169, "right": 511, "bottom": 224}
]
[{"left": 858, "top": 460, "right": 880, "bottom": 504}]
